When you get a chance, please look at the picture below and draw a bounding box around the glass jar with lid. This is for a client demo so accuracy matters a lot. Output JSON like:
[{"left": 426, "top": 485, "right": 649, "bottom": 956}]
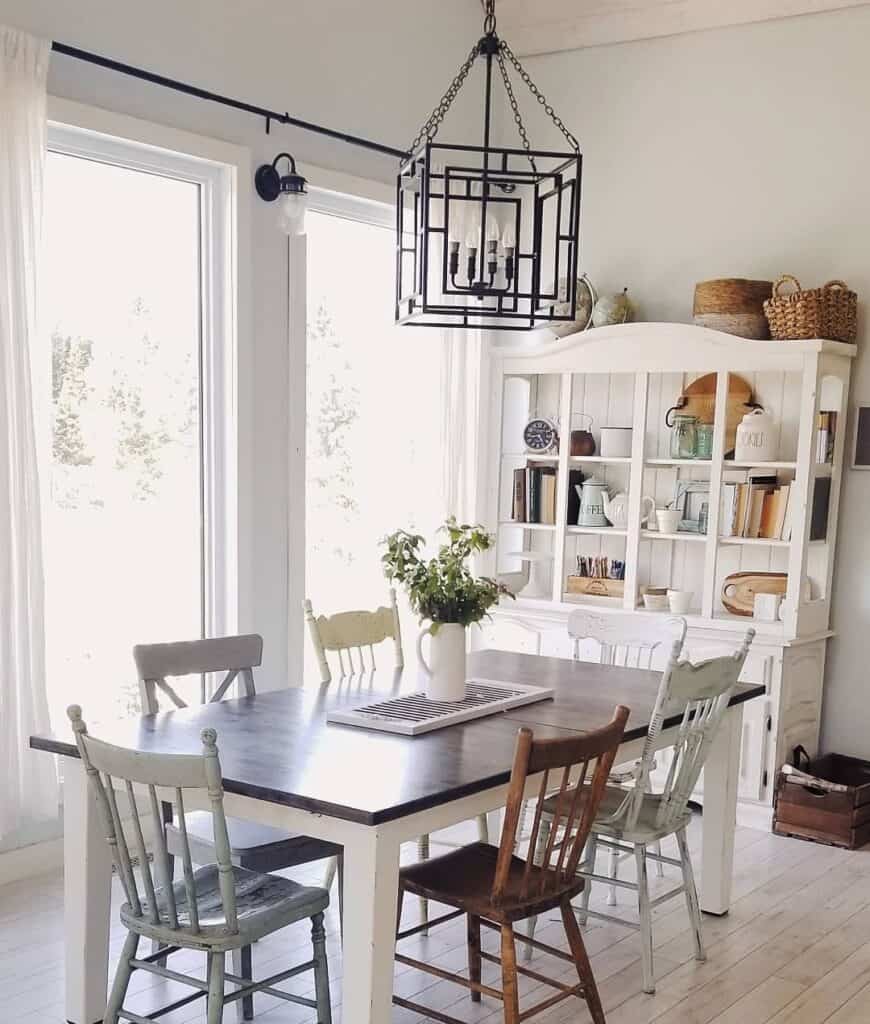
[{"left": 669, "top": 414, "right": 699, "bottom": 460}]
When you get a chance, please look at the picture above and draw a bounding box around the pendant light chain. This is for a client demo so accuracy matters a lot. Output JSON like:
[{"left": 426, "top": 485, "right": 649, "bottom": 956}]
[
  {"left": 495, "top": 46, "right": 538, "bottom": 173},
  {"left": 499, "top": 41, "right": 580, "bottom": 153},
  {"left": 407, "top": 44, "right": 480, "bottom": 153}
]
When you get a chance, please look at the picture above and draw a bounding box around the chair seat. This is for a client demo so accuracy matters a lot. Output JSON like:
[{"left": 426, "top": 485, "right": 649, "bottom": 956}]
[
  {"left": 166, "top": 811, "right": 341, "bottom": 871},
  {"left": 400, "top": 841, "right": 584, "bottom": 924},
  {"left": 543, "top": 785, "right": 691, "bottom": 843},
  {"left": 122, "top": 864, "right": 329, "bottom": 951}
]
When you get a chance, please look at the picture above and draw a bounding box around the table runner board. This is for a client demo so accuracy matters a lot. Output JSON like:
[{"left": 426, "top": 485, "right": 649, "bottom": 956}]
[{"left": 30, "top": 650, "right": 763, "bottom": 826}]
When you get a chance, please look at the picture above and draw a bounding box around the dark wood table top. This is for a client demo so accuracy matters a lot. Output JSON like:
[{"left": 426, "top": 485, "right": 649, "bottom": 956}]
[{"left": 30, "top": 650, "right": 763, "bottom": 826}]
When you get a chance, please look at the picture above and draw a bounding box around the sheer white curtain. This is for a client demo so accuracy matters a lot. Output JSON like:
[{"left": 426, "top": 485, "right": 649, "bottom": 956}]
[
  {"left": 439, "top": 329, "right": 495, "bottom": 526},
  {"left": 0, "top": 25, "right": 58, "bottom": 839}
]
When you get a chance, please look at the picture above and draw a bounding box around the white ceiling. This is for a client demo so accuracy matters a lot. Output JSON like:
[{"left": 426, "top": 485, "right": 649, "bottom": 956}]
[{"left": 495, "top": 0, "right": 870, "bottom": 55}]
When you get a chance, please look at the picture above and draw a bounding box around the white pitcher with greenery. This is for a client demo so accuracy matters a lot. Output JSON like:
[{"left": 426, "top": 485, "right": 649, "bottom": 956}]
[{"left": 381, "top": 518, "right": 513, "bottom": 702}]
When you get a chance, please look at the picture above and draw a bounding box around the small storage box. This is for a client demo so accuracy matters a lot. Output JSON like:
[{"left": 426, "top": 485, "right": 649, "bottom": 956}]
[
  {"left": 773, "top": 747, "right": 870, "bottom": 850},
  {"left": 566, "top": 576, "right": 624, "bottom": 598}
]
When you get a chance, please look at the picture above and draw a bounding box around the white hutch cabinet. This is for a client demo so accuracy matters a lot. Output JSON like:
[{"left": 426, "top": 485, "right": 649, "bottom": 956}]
[{"left": 473, "top": 323, "right": 854, "bottom": 827}]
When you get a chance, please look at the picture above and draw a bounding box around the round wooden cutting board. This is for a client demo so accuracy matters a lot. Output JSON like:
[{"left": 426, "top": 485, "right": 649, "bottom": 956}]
[{"left": 721, "top": 571, "right": 788, "bottom": 617}]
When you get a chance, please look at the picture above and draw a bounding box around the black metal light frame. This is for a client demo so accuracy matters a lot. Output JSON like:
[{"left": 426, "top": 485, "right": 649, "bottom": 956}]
[{"left": 395, "top": 4, "right": 582, "bottom": 331}]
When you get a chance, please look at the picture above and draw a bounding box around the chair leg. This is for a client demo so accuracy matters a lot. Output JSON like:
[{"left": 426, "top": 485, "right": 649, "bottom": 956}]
[
  {"left": 323, "top": 854, "right": 338, "bottom": 891},
  {"left": 105, "top": 931, "right": 139, "bottom": 1024},
  {"left": 336, "top": 850, "right": 345, "bottom": 940},
  {"left": 577, "top": 831, "right": 598, "bottom": 927},
  {"left": 206, "top": 951, "right": 226, "bottom": 1024},
  {"left": 635, "top": 843, "right": 655, "bottom": 994},
  {"left": 524, "top": 815, "right": 551, "bottom": 959},
  {"left": 606, "top": 841, "right": 619, "bottom": 906},
  {"left": 676, "top": 827, "right": 705, "bottom": 962},
  {"left": 231, "top": 945, "right": 254, "bottom": 1021},
  {"left": 561, "top": 899, "right": 606, "bottom": 1024},
  {"left": 653, "top": 838, "right": 665, "bottom": 878},
  {"left": 500, "top": 925, "right": 520, "bottom": 1024},
  {"left": 467, "top": 914, "right": 482, "bottom": 1003},
  {"left": 311, "top": 912, "right": 333, "bottom": 1024},
  {"left": 417, "top": 833, "right": 430, "bottom": 934},
  {"left": 476, "top": 812, "right": 489, "bottom": 842}
]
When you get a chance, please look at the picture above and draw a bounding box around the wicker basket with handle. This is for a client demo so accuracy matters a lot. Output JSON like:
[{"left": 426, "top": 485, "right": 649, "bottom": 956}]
[{"left": 764, "top": 275, "right": 857, "bottom": 343}]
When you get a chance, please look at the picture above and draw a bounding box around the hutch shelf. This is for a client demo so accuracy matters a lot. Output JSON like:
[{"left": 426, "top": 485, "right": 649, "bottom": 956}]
[{"left": 476, "top": 323, "right": 854, "bottom": 826}]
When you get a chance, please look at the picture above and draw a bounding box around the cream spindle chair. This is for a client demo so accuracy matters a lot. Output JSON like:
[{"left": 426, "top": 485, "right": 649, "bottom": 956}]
[
  {"left": 304, "top": 592, "right": 489, "bottom": 933},
  {"left": 573, "top": 628, "right": 755, "bottom": 993},
  {"left": 66, "top": 705, "right": 332, "bottom": 1024}
]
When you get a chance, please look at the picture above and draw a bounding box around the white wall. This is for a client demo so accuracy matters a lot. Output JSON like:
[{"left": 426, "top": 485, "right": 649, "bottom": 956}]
[
  {"left": 0, "top": 0, "right": 484, "bottom": 695},
  {"left": 519, "top": 6, "right": 870, "bottom": 757}
]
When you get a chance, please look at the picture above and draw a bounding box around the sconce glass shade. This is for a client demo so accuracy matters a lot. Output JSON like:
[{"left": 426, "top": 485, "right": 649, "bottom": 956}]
[{"left": 278, "top": 190, "right": 307, "bottom": 236}]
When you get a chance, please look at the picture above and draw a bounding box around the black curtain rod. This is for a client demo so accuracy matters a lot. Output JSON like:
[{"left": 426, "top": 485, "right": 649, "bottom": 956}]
[{"left": 51, "top": 41, "right": 409, "bottom": 161}]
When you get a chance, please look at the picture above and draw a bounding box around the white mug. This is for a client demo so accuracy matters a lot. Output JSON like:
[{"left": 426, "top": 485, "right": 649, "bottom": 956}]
[
  {"left": 656, "top": 508, "right": 682, "bottom": 534},
  {"left": 754, "top": 592, "right": 782, "bottom": 622}
]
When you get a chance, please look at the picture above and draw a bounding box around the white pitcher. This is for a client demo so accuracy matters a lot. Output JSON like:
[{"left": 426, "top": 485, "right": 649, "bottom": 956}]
[{"left": 417, "top": 622, "right": 467, "bottom": 702}]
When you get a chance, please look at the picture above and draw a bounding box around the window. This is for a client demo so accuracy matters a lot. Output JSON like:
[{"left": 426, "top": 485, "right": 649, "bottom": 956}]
[
  {"left": 304, "top": 195, "right": 444, "bottom": 665},
  {"left": 41, "top": 119, "right": 238, "bottom": 725}
]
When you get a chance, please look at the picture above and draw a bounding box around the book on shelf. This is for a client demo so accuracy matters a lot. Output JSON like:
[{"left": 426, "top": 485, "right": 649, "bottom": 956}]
[
  {"left": 720, "top": 469, "right": 792, "bottom": 540},
  {"left": 816, "top": 410, "right": 837, "bottom": 464},
  {"left": 511, "top": 463, "right": 557, "bottom": 524}
]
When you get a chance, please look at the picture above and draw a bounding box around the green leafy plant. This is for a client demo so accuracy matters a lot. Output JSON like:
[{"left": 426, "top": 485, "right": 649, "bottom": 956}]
[{"left": 381, "top": 517, "right": 514, "bottom": 630}]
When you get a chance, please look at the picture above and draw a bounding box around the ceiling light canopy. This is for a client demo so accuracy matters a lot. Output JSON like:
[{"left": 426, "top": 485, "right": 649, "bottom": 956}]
[{"left": 396, "top": 0, "right": 582, "bottom": 331}]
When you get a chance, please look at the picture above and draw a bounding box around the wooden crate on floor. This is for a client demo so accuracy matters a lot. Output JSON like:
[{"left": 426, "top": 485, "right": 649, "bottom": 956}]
[{"left": 773, "top": 751, "right": 870, "bottom": 850}]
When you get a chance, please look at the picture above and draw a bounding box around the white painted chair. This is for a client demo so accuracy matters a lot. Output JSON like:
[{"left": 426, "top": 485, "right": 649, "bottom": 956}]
[
  {"left": 304, "top": 592, "right": 489, "bottom": 933},
  {"left": 304, "top": 588, "right": 404, "bottom": 683},
  {"left": 66, "top": 705, "right": 332, "bottom": 1024},
  {"left": 133, "top": 634, "right": 342, "bottom": 1019},
  {"left": 567, "top": 611, "right": 688, "bottom": 904},
  {"left": 573, "top": 628, "right": 755, "bottom": 993}
]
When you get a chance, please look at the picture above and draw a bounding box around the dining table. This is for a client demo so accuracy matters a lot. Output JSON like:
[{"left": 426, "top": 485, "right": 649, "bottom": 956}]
[{"left": 30, "top": 648, "right": 763, "bottom": 1024}]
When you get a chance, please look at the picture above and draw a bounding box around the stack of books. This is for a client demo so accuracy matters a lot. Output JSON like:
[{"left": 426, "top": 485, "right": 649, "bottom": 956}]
[
  {"left": 721, "top": 469, "right": 792, "bottom": 540},
  {"left": 816, "top": 410, "right": 837, "bottom": 463},
  {"left": 512, "top": 463, "right": 557, "bottom": 524}
]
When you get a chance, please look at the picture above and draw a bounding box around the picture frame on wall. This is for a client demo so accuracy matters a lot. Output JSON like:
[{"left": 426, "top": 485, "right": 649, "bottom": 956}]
[{"left": 851, "top": 405, "right": 870, "bottom": 469}]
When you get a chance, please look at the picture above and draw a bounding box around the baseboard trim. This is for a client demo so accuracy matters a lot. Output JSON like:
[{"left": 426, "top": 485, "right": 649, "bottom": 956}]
[{"left": 736, "top": 801, "right": 774, "bottom": 832}]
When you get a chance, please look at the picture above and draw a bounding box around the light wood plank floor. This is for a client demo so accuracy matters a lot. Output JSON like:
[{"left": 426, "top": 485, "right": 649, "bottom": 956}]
[{"left": 2, "top": 816, "right": 869, "bottom": 1023}]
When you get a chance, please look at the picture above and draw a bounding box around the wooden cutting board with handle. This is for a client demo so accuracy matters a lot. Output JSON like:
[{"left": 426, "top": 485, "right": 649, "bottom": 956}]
[
  {"left": 671, "top": 373, "right": 754, "bottom": 453},
  {"left": 721, "top": 571, "right": 788, "bottom": 617}
]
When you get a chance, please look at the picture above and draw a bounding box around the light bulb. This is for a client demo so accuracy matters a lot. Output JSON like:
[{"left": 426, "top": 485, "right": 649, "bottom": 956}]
[
  {"left": 465, "top": 217, "right": 481, "bottom": 251},
  {"left": 278, "top": 191, "right": 307, "bottom": 235},
  {"left": 502, "top": 223, "right": 516, "bottom": 252},
  {"left": 487, "top": 217, "right": 500, "bottom": 243}
]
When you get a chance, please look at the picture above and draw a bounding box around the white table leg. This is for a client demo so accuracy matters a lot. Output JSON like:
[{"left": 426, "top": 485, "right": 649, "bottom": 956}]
[
  {"left": 486, "top": 808, "right": 502, "bottom": 843},
  {"left": 700, "top": 703, "right": 744, "bottom": 915},
  {"left": 64, "top": 759, "right": 113, "bottom": 1023},
  {"left": 340, "top": 826, "right": 402, "bottom": 1024}
]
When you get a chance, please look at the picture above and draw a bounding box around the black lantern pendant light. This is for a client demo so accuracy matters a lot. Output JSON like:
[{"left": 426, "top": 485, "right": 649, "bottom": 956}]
[{"left": 396, "top": 0, "right": 582, "bottom": 331}]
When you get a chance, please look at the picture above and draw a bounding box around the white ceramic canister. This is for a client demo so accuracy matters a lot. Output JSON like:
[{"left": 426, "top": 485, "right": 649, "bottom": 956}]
[
  {"left": 599, "top": 426, "right": 633, "bottom": 458},
  {"left": 734, "top": 408, "right": 776, "bottom": 462}
]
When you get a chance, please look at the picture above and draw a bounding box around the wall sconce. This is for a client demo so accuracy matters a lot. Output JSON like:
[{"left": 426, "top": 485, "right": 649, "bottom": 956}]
[{"left": 254, "top": 152, "right": 308, "bottom": 235}]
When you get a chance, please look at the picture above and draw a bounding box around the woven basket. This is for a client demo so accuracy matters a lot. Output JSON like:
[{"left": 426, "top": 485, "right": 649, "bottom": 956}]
[
  {"left": 764, "top": 275, "right": 857, "bottom": 343},
  {"left": 693, "top": 278, "right": 773, "bottom": 316}
]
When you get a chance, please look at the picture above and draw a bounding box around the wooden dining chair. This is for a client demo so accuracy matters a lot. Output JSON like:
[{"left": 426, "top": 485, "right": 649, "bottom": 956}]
[
  {"left": 564, "top": 610, "right": 688, "bottom": 910},
  {"left": 393, "top": 705, "right": 630, "bottom": 1024},
  {"left": 303, "top": 589, "right": 404, "bottom": 683},
  {"left": 305, "top": 593, "right": 491, "bottom": 933},
  {"left": 66, "top": 705, "right": 332, "bottom": 1024},
  {"left": 571, "top": 628, "right": 754, "bottom": 993},
  {"left": 133, "top": 634, "right": 342, "bottom": 1019}
]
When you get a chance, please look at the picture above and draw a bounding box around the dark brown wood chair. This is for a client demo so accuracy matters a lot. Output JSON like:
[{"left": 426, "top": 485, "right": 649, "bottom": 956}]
[{"left": 393, "top": 704, "right": 630, "bottom": 1024}]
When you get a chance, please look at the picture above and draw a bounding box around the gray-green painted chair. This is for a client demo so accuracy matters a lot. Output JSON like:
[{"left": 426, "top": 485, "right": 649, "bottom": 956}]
[
  {"left": 66, "top": 704, "right": 332, "bottom": 1024},
  {"left": 133, "top": 634, "right": 342, "bottom": 1018}
]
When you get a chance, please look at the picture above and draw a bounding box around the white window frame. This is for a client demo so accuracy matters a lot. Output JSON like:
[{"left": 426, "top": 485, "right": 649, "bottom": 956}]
[{"left": 45, "top": 98, "right": 250, "bottom": 643}]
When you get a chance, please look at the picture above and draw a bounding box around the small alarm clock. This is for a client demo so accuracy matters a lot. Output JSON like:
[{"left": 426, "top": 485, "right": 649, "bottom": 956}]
[{"left": 523, "top": 417, "right": 559, "bottom": 454}]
